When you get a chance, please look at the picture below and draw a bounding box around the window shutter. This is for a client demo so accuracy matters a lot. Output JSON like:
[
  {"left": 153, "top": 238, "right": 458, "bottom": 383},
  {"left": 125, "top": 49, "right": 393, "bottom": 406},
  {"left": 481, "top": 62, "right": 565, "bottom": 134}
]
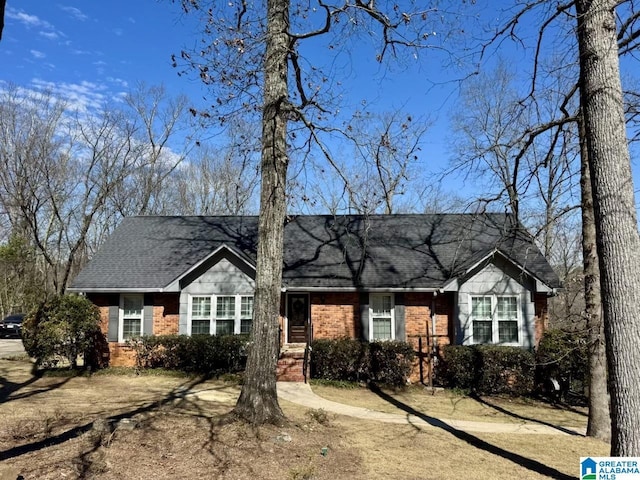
[
  {"left": 107, "top": 297, "right": 119, "bottom": 342},
  {"left": 359, "top": 292, "right": 369, "bottom": 340},
  {"left": 143, "top": 293, "right": 154, "bottom": 336},
  {"left": 395, "top": 293, "right": 405, "bottom": 341}
]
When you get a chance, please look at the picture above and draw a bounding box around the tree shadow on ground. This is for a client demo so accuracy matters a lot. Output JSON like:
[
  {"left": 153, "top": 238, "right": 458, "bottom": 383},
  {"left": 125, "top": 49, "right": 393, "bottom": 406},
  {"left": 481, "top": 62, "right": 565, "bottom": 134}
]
[
  {"left": 469, "top": 393, "right": 583, "bottom": 436},
  {"left": 0, "top": 372, "right": 72, "bottom": 404},
  {"left": 368, "top": 384, "right": 575, "bottom": 480},
  {"left": 0, "top": 376, "right": 209, "bottom": 463}
]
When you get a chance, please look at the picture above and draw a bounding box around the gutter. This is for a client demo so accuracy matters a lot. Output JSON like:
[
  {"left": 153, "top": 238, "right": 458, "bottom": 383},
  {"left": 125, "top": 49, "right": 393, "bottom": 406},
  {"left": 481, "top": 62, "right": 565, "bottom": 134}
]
[
  {"left": 283, "top": 286, "right": 441, "bottom": 293},
  {"left": 66, "top": 287, "right": 172, "bottom": 293}
]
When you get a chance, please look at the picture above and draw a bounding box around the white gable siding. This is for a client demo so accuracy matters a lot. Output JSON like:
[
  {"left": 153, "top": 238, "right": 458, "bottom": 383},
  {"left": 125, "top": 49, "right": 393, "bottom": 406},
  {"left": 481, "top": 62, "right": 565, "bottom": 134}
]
[
  {"left": 456, "top": 261, "right": 536, "bottom": 348},
  {"left": 179, "top": 257, "right": 255, "bottom": 334}
]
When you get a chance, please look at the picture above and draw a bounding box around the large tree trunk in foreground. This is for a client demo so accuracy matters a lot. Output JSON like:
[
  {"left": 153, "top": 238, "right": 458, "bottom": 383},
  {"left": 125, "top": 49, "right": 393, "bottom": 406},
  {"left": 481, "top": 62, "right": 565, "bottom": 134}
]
[
  {"left": 576, "top": 0, "right": 640, "bottom": 455},
  {"left": 233, "top": 0, "right": 288, "bottom": 424},
  {"left": 0, "top": 0, "right": 5, "bottom": 41},
  {"left": 579, "top": 114, "right": 610, "bottom": 442}
]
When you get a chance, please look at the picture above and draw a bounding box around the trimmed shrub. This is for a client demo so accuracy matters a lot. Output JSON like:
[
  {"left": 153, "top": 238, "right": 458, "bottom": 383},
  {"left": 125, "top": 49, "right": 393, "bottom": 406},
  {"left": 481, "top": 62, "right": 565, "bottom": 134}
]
[
  {"left": 310, "top": 338, "right": 415, "bottom": 387},
  {"left": 128, "top": 334, "right": 249, "bottom": 375},
  {"left": 435, "top": 345, "right": 535, "bottom": 396},
  {"left": 535, "top": 328, "right": 588, "bottom": 396},
  {"left": 369, "top": 340, "right": 416, "bottom": 386},
  {"left": 433, "top": 345, "right": 477, "bottom": 390},
  {"left": 310, "top": 338, "right": 368, "bottom": 382},
  {"left": 475, "top": 346, "right": 535, "bottom": 396},
  {"left": 22, "top": 294, "right": 106, "bottom": 369}
]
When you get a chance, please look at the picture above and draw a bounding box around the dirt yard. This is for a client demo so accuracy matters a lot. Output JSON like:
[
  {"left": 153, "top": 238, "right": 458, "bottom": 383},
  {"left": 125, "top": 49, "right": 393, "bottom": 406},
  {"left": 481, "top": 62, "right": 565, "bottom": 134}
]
[{"left": 0, "top": 358, "right": 608, "bottom": 480}]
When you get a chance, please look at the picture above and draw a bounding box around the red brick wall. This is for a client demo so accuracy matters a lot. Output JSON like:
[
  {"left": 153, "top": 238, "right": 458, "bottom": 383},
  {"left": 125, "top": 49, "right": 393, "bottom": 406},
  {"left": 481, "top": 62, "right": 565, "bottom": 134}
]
[
  {"left": 434, "top": 292, "right": 455, "bottom": 347},
  {"left": 88, "top": 293, "right": 180, "bottom": 367},
  {"left": 303, "top": 291, "right": 456, "bottom": 383},
  {"left": 88, "top": 293, "right": 114, "bottom": 337},
  {"left": 403, "top": 292, "right": 455, "bottom": 383},
  {"left": 534, "top": 293, "right": 549, "bottom": 346},
  {"left": 152, "top": 293, "right": 180, "bottom": 335},
  {"left": 405, "top": 292, "right": 431, "bottom": 383},
  {"left": 310, "top": 292, "right": 360, "bottom": 339}
]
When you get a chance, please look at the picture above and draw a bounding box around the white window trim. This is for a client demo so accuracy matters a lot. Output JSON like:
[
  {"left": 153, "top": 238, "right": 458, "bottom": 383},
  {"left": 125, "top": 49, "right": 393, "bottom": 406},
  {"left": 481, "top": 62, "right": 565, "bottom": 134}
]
[
  {"left": 469, "top": 294, "right": 521, "bottom": 346},
  {"left": 187, "top": 294, "right": 253, "bottom": 336},
  {"left": 119, "top": 294, "right": 144, "bottom": 343},
  {"left": 189, "top": 295, "right": 212, "bottom": 335},
  {"left": 369, "top": 293, "right": 395, "bottom": 341}
]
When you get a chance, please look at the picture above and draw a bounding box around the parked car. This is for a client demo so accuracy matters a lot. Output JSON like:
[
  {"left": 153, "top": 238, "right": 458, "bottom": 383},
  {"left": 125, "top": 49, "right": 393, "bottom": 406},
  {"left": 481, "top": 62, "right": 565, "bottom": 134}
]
[{"left": 0, "top": 314, "right": 25, "bottom": 338}]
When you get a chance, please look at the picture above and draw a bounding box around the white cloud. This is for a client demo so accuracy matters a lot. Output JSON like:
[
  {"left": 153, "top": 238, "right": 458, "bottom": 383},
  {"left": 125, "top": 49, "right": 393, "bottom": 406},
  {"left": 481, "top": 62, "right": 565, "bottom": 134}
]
[
  {"left": 30, "top": 50, "right": 46, "bottom": 59},
  {"left": 59, "top": 5, "right": 89, "bottom": 21},
  {"left": 39, "top": 31, "right": 59, "bottom": 40},
  {"left": 7, "top": 8, "right": 62, "bottom": 41},
  {"left": 113, "top": 28, "right": 124, "bottom": 36},
  {"left": 30, "top": 78, "right": 110, "bottom": 113},
  {"left": 107, "top": 77, "right": 129, "bottom": 88},
  {"left": 6, "top": 8, "right": 53, "bottom": 29},
  {"left": 94, "top": 61, "right": 107, "bottom": 75}
]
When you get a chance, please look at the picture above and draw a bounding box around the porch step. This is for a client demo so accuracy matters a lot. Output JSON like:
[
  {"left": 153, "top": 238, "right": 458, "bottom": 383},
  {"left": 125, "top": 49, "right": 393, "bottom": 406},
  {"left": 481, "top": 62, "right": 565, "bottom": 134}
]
[
  {"left": 277, "top": 350, "right": 307, "bottom": 382},
  {"left": 281, "top": 343, "right": 306, "bottom": 354}
]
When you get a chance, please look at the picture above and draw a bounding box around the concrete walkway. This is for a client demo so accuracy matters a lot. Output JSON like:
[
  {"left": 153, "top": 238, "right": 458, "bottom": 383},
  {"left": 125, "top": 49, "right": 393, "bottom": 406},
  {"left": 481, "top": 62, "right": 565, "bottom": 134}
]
[{"left": 276, "top": 382, "right": 586, "bottom": 436}]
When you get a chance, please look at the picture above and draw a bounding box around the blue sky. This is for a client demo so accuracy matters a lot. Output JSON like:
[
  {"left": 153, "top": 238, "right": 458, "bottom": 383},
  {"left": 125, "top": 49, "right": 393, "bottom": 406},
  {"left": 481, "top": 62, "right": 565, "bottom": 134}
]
[
  {"left": 3, "top": 1, "right": 638, "bottom": 214},
  {"left": 0, "top": 1, "right": 462, "bottom": 173},
  {"left": 1, "top": 1, "right": 204, "bottom": 111}
]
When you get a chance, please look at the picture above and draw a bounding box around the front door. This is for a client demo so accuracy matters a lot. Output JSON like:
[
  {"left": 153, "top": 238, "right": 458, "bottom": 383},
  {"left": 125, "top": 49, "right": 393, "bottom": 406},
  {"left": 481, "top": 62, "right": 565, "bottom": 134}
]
[{"left": 287, "top": 294, "right": 308, "bottom": 343}]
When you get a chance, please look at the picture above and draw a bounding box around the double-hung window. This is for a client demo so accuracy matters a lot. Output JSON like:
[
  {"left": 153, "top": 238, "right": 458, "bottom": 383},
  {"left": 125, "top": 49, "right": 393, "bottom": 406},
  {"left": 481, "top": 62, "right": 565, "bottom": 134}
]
[
  {"left": 189, "top": 294, "right": 253, "bottom": 335},
  {"left": 496, "top": 296, "right": 518, "bottom": 343},
  {"left": 215, "top": 296, "right": 235, "bottom": 335},
  {"left": 191, "top": 297, "right": 212, "bottom": 335},
  {"left": 470, "top": 295, "right": 520, "bottom": 344},
  {"left": 370, "top": 294, "right": 394, "bottom": 340},
  {"left": 121, "top": 294, "right": 143, "bottom": 341},
  {"left": 471, "top": 296, "right": 493, "bottom": 344},
  {"left": 240, "top": 296, "right": 253, "bottom": 334}
]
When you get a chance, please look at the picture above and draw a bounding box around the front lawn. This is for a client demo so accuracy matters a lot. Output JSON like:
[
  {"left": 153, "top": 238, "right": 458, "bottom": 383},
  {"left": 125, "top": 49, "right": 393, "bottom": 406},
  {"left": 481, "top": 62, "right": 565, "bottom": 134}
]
[
  {"left": 310, "top": 382, "right": 588, "bottom": 428},
  {"left": 0, "top": 358, "right": 608, "bottom": 480}
]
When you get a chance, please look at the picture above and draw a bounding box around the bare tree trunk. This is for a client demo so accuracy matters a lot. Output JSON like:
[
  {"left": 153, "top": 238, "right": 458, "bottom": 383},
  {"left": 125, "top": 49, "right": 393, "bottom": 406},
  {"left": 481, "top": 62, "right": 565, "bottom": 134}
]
[
  {"left": 233, "top": 0, "right": 288, "bottom": 424},
  {"left": 579, "top": 113, "right": 611, "bottom": 442},
  {"left": 576, "top": 0, "right": 640, "bottom": 455},
  {"left": 0, "top": 0, "right": 5, "bottom": 41}
]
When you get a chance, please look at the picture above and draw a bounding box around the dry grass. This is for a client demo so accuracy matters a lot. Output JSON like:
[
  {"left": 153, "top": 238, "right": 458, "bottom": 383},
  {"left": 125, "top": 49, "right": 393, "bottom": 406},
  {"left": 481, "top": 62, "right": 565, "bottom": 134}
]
[
  {"left": 0, "top": 358, "right": 608, "bottom": 480},
  {"left": 311, "top": 382, "right": 588, "bottom": 428}
]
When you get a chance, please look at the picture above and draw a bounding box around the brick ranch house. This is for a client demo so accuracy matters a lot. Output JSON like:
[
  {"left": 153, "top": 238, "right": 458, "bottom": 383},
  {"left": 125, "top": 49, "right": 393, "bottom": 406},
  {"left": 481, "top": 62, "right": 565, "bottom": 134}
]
[{"left": 69, "top": 214, "right": 561, "bottom": 382}]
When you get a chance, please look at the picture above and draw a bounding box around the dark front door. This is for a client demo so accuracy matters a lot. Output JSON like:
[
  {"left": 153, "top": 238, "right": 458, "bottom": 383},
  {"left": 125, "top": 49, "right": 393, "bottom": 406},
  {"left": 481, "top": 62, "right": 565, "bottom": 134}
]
[{"left": 287, "top": 294, "right": 308, "bottom": 343}]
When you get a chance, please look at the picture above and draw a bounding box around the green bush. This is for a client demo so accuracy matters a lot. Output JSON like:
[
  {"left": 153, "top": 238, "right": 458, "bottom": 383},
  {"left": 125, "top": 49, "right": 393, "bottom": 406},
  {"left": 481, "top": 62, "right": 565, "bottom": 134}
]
[
  {"left": 435, "top": 345, "right": 535, "bottom": 396},
  {"left": 475, "top": 346, "right": 535, "bottom": 396},
  {"left": 535, "top": 328, "right": 588, "bottom": 395},
  {"left": 310, "top": 338, "right": 368, "bottom": 382},
  {"left": 369, "top": 340, "right": 416, "bottom": 386},
  {"left": 128, "top": 334, "right": 249, "bottom": 375},
  {"left": 433, "top": 345, "right": 477, "bottom": 390},
  {"left": 310, "top": 338, "right": 415, "bottom": 387},
  {"left": 22, "top": 294, "right": 106, "bottom": 369}
]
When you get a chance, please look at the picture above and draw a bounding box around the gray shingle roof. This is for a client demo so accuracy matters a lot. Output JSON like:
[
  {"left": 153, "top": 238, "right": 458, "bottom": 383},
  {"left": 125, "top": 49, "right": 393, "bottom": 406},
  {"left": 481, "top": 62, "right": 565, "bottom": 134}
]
[{"left": 70, "top": 213, "right": 561, "bottom": 292}]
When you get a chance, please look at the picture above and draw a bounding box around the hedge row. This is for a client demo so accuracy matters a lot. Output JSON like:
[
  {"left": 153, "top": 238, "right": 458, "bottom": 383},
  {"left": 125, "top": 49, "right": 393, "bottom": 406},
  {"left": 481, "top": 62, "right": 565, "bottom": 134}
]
[
  {"left": 127, "top": 334, "right": 249, "bottom": 375},
  {"left": 434, "top": 329, "right": 589, "bottom": 397},
  {"left": 310, "top": 338, "right": 415, "bottom": 387},
  {"left": 127, "top": 329, "right": 588, "bottom": 397},
  {"left": 435, "top": 345, "right": 535, "bottom": 396}
]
